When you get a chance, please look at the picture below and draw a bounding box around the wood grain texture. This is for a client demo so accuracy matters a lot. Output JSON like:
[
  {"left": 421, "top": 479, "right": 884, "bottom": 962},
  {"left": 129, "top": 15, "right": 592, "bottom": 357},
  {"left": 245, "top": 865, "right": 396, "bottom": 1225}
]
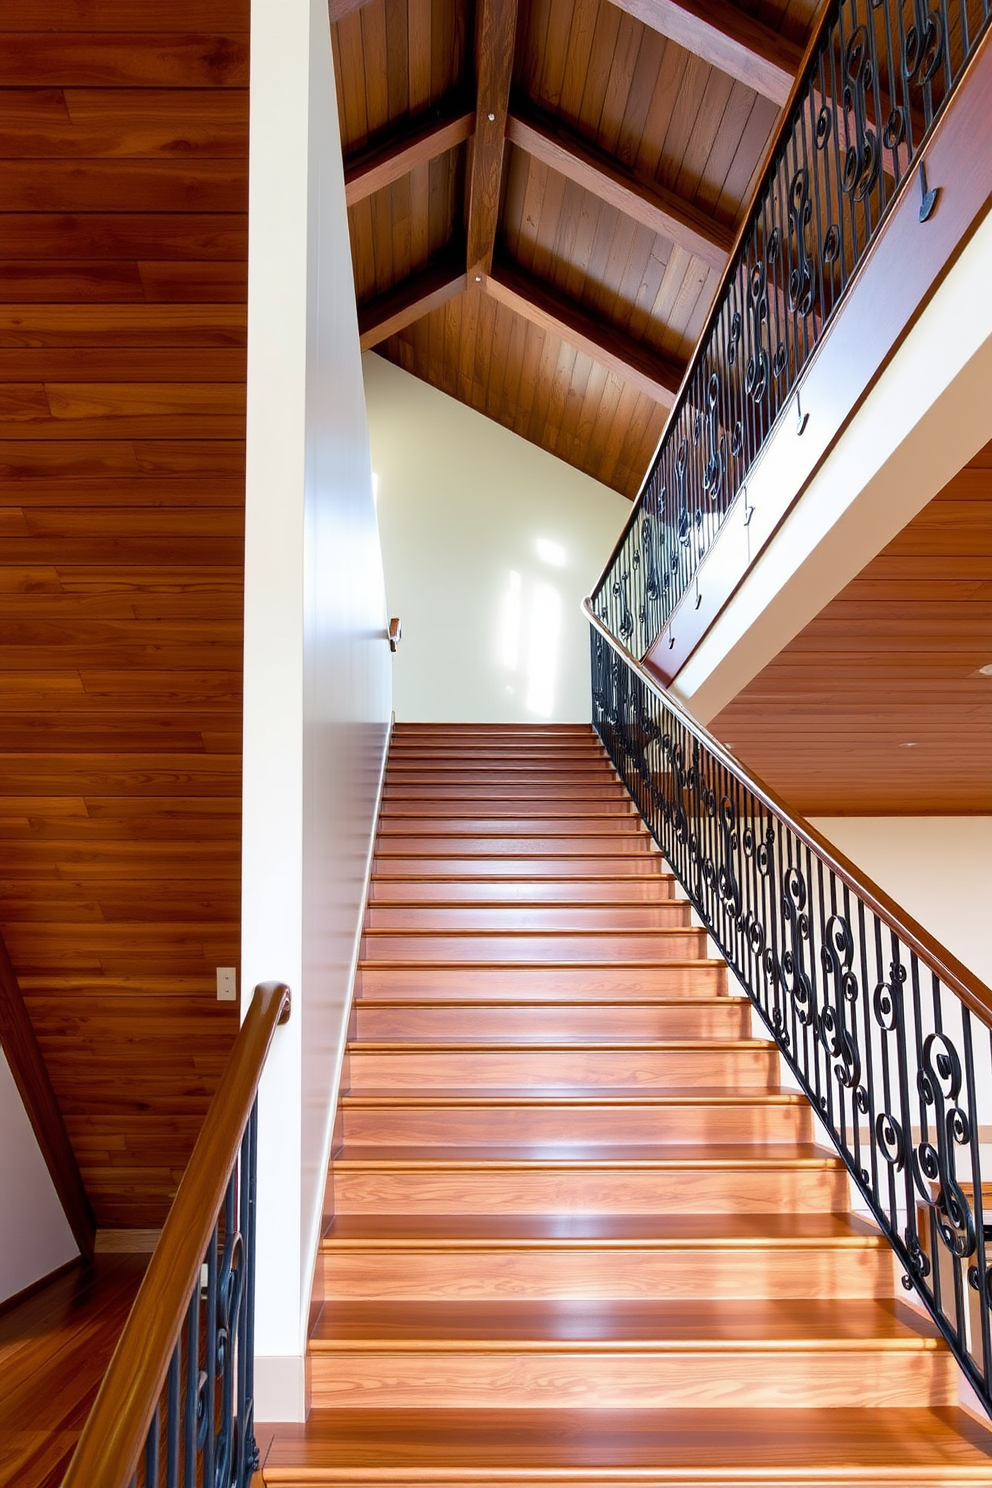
[
  {"left": 0, "top": 1256, "right": 147, "bottom": 1488},
  {"left": 606, "top": 0, "right": 802, "bottom": 103},
  {"left": 334, "top": 0, "right": 808, "bottom": 493},
  {"left": 712, "top": 447, "right": 992, "bottom": 814},
  {"left": 0, "top": 4, "right": 249, "bottom": 1227}
]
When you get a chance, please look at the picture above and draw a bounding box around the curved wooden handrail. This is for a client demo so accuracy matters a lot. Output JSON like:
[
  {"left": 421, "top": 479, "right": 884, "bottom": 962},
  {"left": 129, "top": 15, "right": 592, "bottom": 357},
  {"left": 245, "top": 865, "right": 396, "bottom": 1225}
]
[
  {"left": 61, "top": 979, "right": 291, "bottom": 1488},
  {"left": 584, "top": 600, "right": 992, "bottom": 1029}
]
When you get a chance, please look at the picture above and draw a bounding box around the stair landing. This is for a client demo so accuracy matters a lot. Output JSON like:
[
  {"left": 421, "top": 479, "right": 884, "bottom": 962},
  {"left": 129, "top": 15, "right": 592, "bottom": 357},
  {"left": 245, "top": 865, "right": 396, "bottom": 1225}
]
[{"left": 259, "top": 724, "right": 992, "bottom": 1486}]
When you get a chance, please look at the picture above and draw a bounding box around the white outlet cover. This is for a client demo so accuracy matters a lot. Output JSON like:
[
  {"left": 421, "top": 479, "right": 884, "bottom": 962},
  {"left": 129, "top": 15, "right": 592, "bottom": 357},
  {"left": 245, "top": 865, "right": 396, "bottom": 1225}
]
[{"left": 216, "top": 967, "right": 237, "bottom": 1001}]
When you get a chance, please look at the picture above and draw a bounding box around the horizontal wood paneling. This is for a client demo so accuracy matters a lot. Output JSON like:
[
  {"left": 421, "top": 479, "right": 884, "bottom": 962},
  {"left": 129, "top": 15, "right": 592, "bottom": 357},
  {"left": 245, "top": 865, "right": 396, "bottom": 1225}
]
[
  {"left": 0, "top": 6, "right": 248, "bottom": 1225},
  {"left": 711, "top": 446, "right": 992, "bottom": 814}
]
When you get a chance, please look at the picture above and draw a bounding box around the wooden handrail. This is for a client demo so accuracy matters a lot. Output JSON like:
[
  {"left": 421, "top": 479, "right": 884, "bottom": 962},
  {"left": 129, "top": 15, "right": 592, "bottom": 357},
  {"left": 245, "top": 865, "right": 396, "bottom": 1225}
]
[
  {"left": 0, "top": 927, "right": 95, "bottom": 1259},
  {"left": 584, "top": 600, "right": 992, "bottom": 1029},
  {"left": 61, "top": 979, "right": 291, "bottom": 1488}
]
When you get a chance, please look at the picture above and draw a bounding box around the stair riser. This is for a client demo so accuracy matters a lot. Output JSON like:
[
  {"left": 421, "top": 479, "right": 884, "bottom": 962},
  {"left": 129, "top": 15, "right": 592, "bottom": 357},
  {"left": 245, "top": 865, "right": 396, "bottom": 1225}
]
[
  {"left": 367, "top": 879, "right": 678, "bottom": 903},
  {"left": 356, "top": 967, "right": 728, "bottom": 1000},
  {"left": 373, "top": 857, "right": 665, "bottom": 877},
  {"left": 308, "top": 1350, "right": 954, "bottom": 1410},
  {"left": 360, "top": 932, "right": 707, "bottom": 963},
  {"left": 378, "top": 818, "right": 641, "bottom": 836},
  {"left": 347, "top": 1049, "right": 777, "bottom": 1088},
  {"left": 375, "top": 837, "right": 656, "bottom": 857},
  {"left": 363, "top": 906, "right": 693, "bottom": 931},
  {"left": 382, "top": 783, "right": 626, "bottom": 799},
  {"left": 381, "top": 802, "right": 631, "bottom": 818},
  {"left": 351, "top": 1004, "right": 749, "bottom": 1041},
  {"left": 332, "top": 1166, "right": 849, "bottom": 1214},
  {"left": 340, "top": 1102, "right": 810, "bottom": 1145},
  {"left": 319, "top": 1247, "right": 893, "bottom": 1301}
]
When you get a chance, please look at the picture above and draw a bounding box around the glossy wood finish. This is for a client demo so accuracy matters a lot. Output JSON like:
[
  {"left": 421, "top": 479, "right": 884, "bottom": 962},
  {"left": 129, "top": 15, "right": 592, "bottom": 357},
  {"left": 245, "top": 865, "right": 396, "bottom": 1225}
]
[
  {"left": 0, "top": 1255, "right": 146, "bottom": 1488},
  {"left": 61, "top": 982, "right": 290, "bottom": 1488},
  {"left": 0, "top": 1, "right": 248, "bottom": 1228},
  {"left": 259, "top": 723, "right": 992, "bottom": 1482},
  {"left": 712, "top": 443, "right": 992, "bottom": 814},
  {"left": 0, "top": 925, "right": 94, "bottom": 1257},
  {"left": 334, "top": 0, "right": 819, "bottom": 495}
]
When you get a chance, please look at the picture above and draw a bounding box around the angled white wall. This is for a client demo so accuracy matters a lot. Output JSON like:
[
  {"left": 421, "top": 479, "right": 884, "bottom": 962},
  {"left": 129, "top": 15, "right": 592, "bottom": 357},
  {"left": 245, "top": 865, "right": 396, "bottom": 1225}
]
[
  {"left": 0, "top": 1051, "right": 78, "bottom": 1305},
  {"left": 364, "top": 352, "right": 631, "bottom": 723},
  {"left": 242, "top": 0, "right": 391, "bottom": 1421}
]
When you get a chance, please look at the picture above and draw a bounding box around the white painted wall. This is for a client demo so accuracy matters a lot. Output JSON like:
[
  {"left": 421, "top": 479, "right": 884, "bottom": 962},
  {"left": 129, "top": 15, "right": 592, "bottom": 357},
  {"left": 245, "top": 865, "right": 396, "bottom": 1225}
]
[
  {"left": 0, "top": 1051, "right": 77, "bottom": 1304},
  {"left": 810, "top": 817, "right": 992, "bottom": 990},
  {"left": 241, "top": 0, "right": 391, "bottom": 1420},
  {"left": 364, "top": 352, "right": 631, "bottom": 722},
  {"left": 673, "top": 204, "right": 992, "bottom": 724}
]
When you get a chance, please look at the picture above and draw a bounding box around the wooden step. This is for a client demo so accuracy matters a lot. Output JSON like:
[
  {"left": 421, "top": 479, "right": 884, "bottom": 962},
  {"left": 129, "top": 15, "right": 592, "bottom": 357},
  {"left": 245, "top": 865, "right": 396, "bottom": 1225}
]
[
  {"left": 382, "top": 783, "right": 629, "bottom": 801},
  {"left": 356, "top": 965, "right": 729, "bottom": 1000},
  {"left": 366, "top": 877, "right": 678, "bottom": 902},
  {"left": 363, "top": 904, "right": 693, "bottom": 931},
  {"left": 331, "top": 1144, "right": 849, "bottom": 1214},
  {"left": 306, "top": 1299, "right": 953, "bottom": 1410},
  {"left": 346, "top": 1040, "right": 777, "bottom": 1088},
  {"left": 318, "top": 1213, "right": 894, "bottom": 1301},
  {"left": 258, "top": 1405, "right": 992, "bottom": 1485},
  {"left": 377, "top": 815, "right": 643, "bottom": 835},
  {"left": 359, "top": 929, "right": 708, "bottom": 963},
  {"left": 372, "top": 854, "right": 667, "bottom": 877},
  {"left": 350, "top": 998, "right": 749, "bottom": 1042},
  {"left": 338, "top": 1087, "right": 808, "bottom": 1145},
  {"left": 373, "top": 835, "right": 657, "bottom": 856}
]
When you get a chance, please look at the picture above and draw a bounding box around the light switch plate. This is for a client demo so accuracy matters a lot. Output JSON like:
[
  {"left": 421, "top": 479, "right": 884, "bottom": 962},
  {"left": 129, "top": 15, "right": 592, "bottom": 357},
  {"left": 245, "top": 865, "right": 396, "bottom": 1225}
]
[{"left": 216, "top": 966, "right": 237, "bottom": 1002}]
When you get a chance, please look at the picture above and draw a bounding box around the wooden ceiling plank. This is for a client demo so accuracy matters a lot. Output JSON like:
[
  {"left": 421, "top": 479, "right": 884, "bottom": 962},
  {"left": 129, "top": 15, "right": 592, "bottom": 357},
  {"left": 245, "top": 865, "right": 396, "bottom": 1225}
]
[
  {"left": 358, "top": 256, "right": 467, "bottom": 349},
  {"left": 465, "top": 0, "right": 519, "bottom": 279},
  {"left": 606, "top": 0, "right": 801, "bottom": 106},
  {"left": 348, "top": 100, "right": 475, "bottom": 208},
  {"left": 506, "top": 105, "right": 731, "bottom": 269},
  {"left": 328, "top": 0, "right": 374, "bottom": 25},
  {"left": 485, "top": 260, "right": 682, "bottom": 405}
]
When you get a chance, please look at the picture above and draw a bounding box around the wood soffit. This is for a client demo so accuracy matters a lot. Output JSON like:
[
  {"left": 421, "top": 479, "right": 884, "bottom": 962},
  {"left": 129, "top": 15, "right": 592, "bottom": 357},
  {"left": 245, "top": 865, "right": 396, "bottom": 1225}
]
[{"left": 332, "top": 0, "right": 819, "bottom": 497}]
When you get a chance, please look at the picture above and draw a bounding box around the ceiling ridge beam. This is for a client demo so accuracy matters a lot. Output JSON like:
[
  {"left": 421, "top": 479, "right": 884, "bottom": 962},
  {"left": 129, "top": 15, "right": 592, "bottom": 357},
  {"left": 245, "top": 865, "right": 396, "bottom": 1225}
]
[
  {"left": 486, "top": 260, "right": 683, "bottom": 406},
  {"left": 358, "top": 252, "right": 467, "bottom": 350},
  {"left": 344, "top": 97, "right": 475, "bottom": 208},
  {"left": 607, "top": 0, "right": 802, "bottom": 106},
  {"left": 506, "top": 102, "right": 732, "bottom": 271},
  {"left": 465, "top": 0, "right": 519, "bottom": 281}
]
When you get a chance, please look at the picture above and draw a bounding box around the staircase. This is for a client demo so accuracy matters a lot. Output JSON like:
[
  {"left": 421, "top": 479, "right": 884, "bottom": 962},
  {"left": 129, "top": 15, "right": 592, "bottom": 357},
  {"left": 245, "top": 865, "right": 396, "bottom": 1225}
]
[{"left": 261, "top": 723, "right": 992, "bottom": 1485}]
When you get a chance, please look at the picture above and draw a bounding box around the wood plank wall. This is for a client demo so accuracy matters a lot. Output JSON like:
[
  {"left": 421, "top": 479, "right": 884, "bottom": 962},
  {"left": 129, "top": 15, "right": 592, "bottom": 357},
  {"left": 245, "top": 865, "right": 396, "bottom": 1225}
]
[{"left": 0, "top": 2, "right": 249, "bottom": 1228}]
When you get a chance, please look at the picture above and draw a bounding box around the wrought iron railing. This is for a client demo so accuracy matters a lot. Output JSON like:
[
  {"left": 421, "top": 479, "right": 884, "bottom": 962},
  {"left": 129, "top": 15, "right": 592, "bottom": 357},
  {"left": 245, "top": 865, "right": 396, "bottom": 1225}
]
[
  {"left": 61, "top": 980, "right": 291, "bottom": 1488},
  {"left": 593, "top": 0, "right": 992, "bottom": 659},
  {"left": 587, "top": 604, "right": 992, "bottom": 1416}
]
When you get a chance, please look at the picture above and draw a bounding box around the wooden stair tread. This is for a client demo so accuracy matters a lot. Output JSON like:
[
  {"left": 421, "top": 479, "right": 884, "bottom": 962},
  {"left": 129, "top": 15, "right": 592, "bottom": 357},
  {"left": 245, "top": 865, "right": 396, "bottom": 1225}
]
[
  {"left": 353, "top": 997, "right": 733, "bottom": 1009},
  {"left": 347, "top": 1039, "right": 769, "bottom": 1052},
  {"left": 334, "top": 1143, "right": 839, "bottom": 1167},
  {"left": 260, "top": 1406, "right": 992, "bottom": 1480},
  {"left": 340, "top": 1087, "right": 805, "bottom": 1104},
  {"left": 308, "top": 1298, "right": 940, "bottom": 1349},
  {"left": 321, "top": 1213, "right": 885, "bottom": 1247}
]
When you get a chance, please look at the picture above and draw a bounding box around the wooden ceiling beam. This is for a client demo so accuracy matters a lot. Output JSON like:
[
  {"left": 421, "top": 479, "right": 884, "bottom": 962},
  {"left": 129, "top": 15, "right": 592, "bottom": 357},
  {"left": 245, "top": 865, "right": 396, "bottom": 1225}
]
[
  {"left": 358, "top": 256, "right": 467, "bottom": 349},
  {"left": 486, "top": 262, "right": 683, "bottom": 406},
  {"left": 506, "top": 105, "right": 732, "bottom": 270},
  {"left": 607, "top": 0, "right": 801, "bottom": 106},
  {"left": 465, "top": 0, "right": 519, "bottom": 280},
  {"left": 344, "top": 101, "right": 475, "bottom": 208}
]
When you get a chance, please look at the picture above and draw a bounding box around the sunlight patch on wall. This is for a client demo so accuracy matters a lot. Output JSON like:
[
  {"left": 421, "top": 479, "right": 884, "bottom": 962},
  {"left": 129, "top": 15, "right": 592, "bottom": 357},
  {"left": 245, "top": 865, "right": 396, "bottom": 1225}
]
[{"left": 495, "top": 542, "right": 565, "bottom": 717}]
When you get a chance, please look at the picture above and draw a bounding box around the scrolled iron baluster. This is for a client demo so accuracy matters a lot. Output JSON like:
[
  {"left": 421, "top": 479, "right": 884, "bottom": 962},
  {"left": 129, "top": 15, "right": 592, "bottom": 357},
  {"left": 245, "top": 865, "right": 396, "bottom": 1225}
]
[
  {"left": 842, "top": 24, "right": 881, "bottom": 202},
  {"left": 701, "top": 372, "right": 725, "bottom": 502},
  {"left": 744, "top": 251, "right": 771, "bottom": 404},
  {"left": 787, "top": 166, "right": 815, "bottom": 317},
  {"left": 903, "top": 0, "right": 945, "bottom": 85},
  {"left": 818, "top": 912, "right": 862, "bottom": 1091},
  {"left": 912, "top": 1032, "right": 977, "bottom": 1261},
  {"left": 780, "top": 863, "right": 815, "bottom": 1028}
]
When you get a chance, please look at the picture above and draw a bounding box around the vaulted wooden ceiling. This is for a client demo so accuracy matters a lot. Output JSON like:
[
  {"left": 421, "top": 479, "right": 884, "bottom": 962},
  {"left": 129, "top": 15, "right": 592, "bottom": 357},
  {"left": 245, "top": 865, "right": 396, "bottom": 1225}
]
[{"left": 332, "top": 0, "right": 821, "bottom": 496}]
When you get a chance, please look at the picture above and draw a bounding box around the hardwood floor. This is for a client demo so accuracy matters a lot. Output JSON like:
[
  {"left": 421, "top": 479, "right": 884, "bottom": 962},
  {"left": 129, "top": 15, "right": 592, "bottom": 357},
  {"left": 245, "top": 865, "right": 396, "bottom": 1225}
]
[
  {"left": 260, "top": 723, "right": 992, "bottom": 1484},
  {"left": 0, "top": 1255, "right": 146, "bottom": 1488}
]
